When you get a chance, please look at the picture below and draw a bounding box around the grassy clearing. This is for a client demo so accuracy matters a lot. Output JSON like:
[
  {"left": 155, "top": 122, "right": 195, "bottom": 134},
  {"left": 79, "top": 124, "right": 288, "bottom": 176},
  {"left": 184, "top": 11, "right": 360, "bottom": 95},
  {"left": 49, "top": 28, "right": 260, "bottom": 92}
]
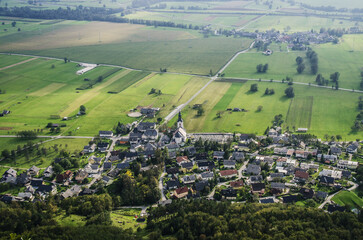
[
  {"left": 106, "top": 71, "right": 151, "bottom": 94},
  {"left": 332, "top": 191, "right": 363, "bottom": 208},
  {"left": 285, "top": 96, "right": 313, "bottom": 129},
  {"left": 55, "top": 212, "right": 86, "bottom": 227},
  {"left": 224, "top": 35, "right": 363, "bottom": 89},
  {"left": 179, "top": 80, "right": 363, "bottom": 139},
  {"left": 0, "top": 54, "right": 30, "bottom": 68},
  {"left": 111, "top": 208, "right": 146, "bottom": 230}
]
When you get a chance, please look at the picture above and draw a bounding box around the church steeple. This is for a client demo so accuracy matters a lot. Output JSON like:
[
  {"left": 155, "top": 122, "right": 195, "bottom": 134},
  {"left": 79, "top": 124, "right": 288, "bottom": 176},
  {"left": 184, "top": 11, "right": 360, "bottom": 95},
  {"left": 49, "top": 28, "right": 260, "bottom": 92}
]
[{"left": 177, "top": 111, "right": 184, "bottom": 129}]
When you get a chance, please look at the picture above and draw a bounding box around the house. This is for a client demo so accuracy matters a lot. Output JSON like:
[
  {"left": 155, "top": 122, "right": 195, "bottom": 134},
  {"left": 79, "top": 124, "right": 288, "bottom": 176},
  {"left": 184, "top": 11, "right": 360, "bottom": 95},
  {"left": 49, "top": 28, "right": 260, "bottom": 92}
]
[
  {"left": 18, "top": 192, "right": 34, "bottom": 201},
  {"left": 17, "top": 172, "right": 30, "bottom": 185},
  {"left": 99, "top": 131, "right": 113, "bottom": 138},
  {"left": 129, "top": 132, "right": 143, "bottom": 144},
  {"left": 282, "top": 195, "right": 299, "bottom": 203},
  {"left": 297, "top": 128, "right": 308, "bottom": 132},
  {"left": 43, "top": 166, "right": 54, "bottom": 178},
  {"left": 317, "top": 154, "right": 337, "bottom": 163},
  {"left": 25, "top": 185, "right": 35, "bottom": 194},
  {"left": 251, "top": 183, "right": 265, "bottom": 195},
  {"left": 337, "top": 160, "right": 358, "bottom": 170},
  {"left": 102, "top": 176, "right": 113, "bottom": 185},
  {"left": 28, "top": 166, "right": 40, "bottom": 176},
  {"left": 330, "top": 146, "right": 342, "bottom": 155},
  {"left": 245, "top": 164, "right": 261, "bottom": 175},
  {"left": 173, "top": 186, "right": 189, "bottom": 199},
  {"left": 79, "top": 188, "right": 96, "bottom": 196},
  {"left": 300, "top": 163, "right": 319, "bottom": 171},
  {"left": 300, "top": 188, "right": 314, "bottom": 199},
  {"left": 346, "top": 143, "right": 359, "bottom": 153},
  {"left": 182, "top": 175, "right": 196, "bottom": 184},
  {"left": 269, "top": 173, "right": 284, "bottom": 181},
  {"left": 116, "top": 162, "right": 130, "bottom": 170},
  {"left": 176, "top": 156, "right": 189, "bottom": 165},
  {"left": 231, "top": 152, "right": 244, "bottom": 161},
  {"left": 260, "top": 198, "right": 274, "bottom": 204},
  {"left": 197, "top": 161, "right": 215, "bottom": 171},
  {"left": 61, "top": 185, "right": 82, "bottom": 199},
  {"left": 166, "top": 167, "right": 179, "bottom": 175},
  {"left": 142, "top": 129, "right": 158, "bottom": 142},
  {"left": 30, "top": 179, "right": 44, "bottom": 188},
  {"left": 37, "top": 184, "right": 57, "bottom": 195},
  {"left": 184, "top": 146, "right": 197, "bottom": 156},
  {"left": 56, "top": 170, "right": 73, "bottom": 183},
  {"left": 200, "top": 172, "right": 214, "bottom": 180},
  {"left": 319, "top": 176, "right": 335, "bottom": 186},
  {"left": 319, "top": 169, "right": 342, "bottom": 179},
  {"left": 140, "top": 107, "right": 160, "bottom": 118},
  {"left": 342, "top": 170, "right": 352, "bottom": 178},
  {"left": 294, "top": 170, "right": 309, "bottom": 182},
  {"left": 274, "top": 147, "right": 288, "bottom": 155},
  {"left": 221, "top": 187, "right": 237, "bottom": 199},
  {"left": 103, "top": 162, "right": 112, "bottom": 171},
  {"left": 230, "top": 180, "right": 244, "bottom": 189},
  {"left": 82, "top": 145, "right": 95, "bottom": 153},
  {"left": 219, "top": 170, "right": 237, "bottom": 178},
  {"left": 195, "top": 180, "right": 209, "bottom": 192},
  {"left": 166, "top": 179, "right": 180, "bottom": 190},
  {"left": 223, "top": 160, "right": 236, "bottom": 169},
  {"left": 250, "top": 175, "right": 263, "bottom": 183},
  {"left": 213, "top": 151, "right": 225, "bottom": 160},
  {"left": 270, "top": 182, "right": 286, "bottom": 194},
  {"left": 75, "top": 169, "right": 88, "bottom": 183},
  {"left": 315, "top": 191, "right": 328, "bottom": 200},
  {"left": 136, "top": 122, "right": 156, "bottom": 132},
  {"left": 160, "top": 134, "right": 170, "bottom": 144},
  {"left": 181, "top": 162, "right": 194, "bottom": 171},
  {"left": 2, "top": 168, "right": 17, "bottom": 184},
  {"left": 97, "top": 142, "right": 109, "bottom": 152}
]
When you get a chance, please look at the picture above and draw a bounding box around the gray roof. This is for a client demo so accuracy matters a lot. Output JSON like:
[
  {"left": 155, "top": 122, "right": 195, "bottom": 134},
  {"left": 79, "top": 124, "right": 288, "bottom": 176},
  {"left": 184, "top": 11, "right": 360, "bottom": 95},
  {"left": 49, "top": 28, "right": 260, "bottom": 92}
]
[
  {"left": 223, "top": 160, "right": 236, "bottom": 166},
  {"left": 271, "top": 182, "right": 286, "bottom": 189},
  {"left": 201, "top": 172, "right": 214, "bottom": 179}
]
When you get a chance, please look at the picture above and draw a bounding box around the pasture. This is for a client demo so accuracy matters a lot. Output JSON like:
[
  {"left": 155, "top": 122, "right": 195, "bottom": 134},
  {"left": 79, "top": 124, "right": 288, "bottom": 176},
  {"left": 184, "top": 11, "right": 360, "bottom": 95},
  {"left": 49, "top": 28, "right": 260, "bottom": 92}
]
[
  {"left": 0, "top": 54, "right": 30, "bottom": 68},
  {"left": 177, "top": 80, "right": 363, "bottom": 140},
  {"left": 223, "top": 35, "right": 363, "bottom": 90},
  {"left": 332, "top": 191, "right": 363, "bottom": 208}
]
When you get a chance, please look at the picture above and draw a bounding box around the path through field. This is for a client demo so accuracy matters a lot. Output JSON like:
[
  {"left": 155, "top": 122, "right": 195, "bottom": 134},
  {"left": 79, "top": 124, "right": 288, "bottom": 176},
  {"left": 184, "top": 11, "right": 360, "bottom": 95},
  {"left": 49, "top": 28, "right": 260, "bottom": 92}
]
[{"left": 0, "top": 57, "right": 37, "bottom": 71}]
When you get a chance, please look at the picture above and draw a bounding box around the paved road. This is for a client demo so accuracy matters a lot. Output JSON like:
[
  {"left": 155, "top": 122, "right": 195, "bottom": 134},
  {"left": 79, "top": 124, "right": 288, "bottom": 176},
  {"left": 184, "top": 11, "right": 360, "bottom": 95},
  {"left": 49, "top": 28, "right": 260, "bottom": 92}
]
[{"left": 158, "top": 166, "right": 167, "bottom": 201}]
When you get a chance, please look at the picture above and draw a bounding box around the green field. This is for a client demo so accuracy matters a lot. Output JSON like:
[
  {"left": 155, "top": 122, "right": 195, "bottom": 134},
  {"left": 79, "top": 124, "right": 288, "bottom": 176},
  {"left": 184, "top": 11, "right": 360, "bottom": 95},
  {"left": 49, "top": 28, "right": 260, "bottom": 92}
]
[
  {"left": 110, "top": 209, "right": 146, "bottom": 230},
  {"left": 0, "top": 54, "right": 30, "bottom": 68},
  {"left": 174, "top": 80, "right": 363, "bottom": 139},
  {"left": 0, "top": 137, "right": 47, "bottom": 152},
  {"left": 223, "top": 35, "right": 363, "bottom": 90},
  {"left": 332, "top": 191, "right": 363, "bottom": 208}
]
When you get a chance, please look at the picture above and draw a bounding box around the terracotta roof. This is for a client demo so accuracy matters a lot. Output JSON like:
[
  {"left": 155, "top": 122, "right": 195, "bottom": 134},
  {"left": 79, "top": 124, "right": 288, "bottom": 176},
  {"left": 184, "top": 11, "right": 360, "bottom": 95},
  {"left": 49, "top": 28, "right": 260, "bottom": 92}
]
[
  {"left": 295, "top": 170, "right": 309, "bottom": 179},
  {"left": 220, "top": 170, "right": 237, "bottom": 177},
  {"left": 176, "top": 156, "right": 189, "bottom": 163},
  {"left": 175, "top": 186, "right": 188, "bottom": 195},
  {"left": 230, "top": 180, "right": 244, "bottom": 188}
]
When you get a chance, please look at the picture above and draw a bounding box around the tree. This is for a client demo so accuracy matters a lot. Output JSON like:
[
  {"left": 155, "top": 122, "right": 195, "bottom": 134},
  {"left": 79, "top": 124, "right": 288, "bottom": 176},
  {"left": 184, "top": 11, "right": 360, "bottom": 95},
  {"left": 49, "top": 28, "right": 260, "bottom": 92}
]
[
  {"left": 285, "top": 87, "right": 294, "bottom": 98},
  {"left": 250, "top": 84, "right": 258, "bottom": 92},
  {"left": 296, "top": 56, "right": 303, "bottom": 65},
  {"left": 257, "top": 105, "right": 263, "bottom": 112},
  {"left": 11, "top": 21, "right": 16, "bottom": 27},
  {"left": 64, "top": 57, "right": 68, "bottom": 63},
  {"left": 335, "top": 81, "right": 339, "bottom": 90},
  {"left": 297, "top": 63, "right": 305, "bottom": 74},
  {"left": 330, "top": 72, "right": 340, "bottom": 82},
  {"left": 336, "top": 135, "right": 342, "bottom": 141},
  {"left": 80, "top": 105, "right": 86, "bottom": 115},
  {"left": 263, "top": 64, "right": 269, "bottom": 73},
  {"left": 256, "top": 64, "right": 263, "bottom": 73},
  {"left": 53, "top": 163, "right": 64, "bottom": 174},
  {"left": 1, "top": 149, "right": 10, "bottom": 159},
  {"left": 197, "top": 106, "right": 204, "bottom": 116},
  {"left": 216, "top": 111, "right": 224, "bottom": 118}
]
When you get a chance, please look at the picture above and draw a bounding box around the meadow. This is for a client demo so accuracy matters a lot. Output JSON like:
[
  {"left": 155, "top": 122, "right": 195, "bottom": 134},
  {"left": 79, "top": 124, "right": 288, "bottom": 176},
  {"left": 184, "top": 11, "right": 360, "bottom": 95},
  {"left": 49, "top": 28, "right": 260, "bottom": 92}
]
[
  {"left": 332, "top": 190, "right": 363, "bottom": 208},
  {"left": 223, "top": 35, "right": 363, "bottom": 90},
  {"left": 174, "top": 80, "right": 363, "bottom": 140}
]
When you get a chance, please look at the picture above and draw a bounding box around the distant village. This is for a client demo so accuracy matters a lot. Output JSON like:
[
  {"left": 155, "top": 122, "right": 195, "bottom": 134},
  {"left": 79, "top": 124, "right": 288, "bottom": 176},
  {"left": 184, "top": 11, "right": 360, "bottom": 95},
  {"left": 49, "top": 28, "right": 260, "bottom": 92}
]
[{"left": 0, "top": 109, "right": 361, "bottom": 214}]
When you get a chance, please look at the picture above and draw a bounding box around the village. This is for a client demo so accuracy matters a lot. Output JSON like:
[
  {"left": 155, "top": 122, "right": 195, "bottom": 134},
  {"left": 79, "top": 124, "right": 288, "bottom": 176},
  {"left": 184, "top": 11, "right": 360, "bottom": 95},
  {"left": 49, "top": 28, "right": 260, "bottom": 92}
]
[{"left": 0, "top": 109, "right": 361, "bottom": 214}]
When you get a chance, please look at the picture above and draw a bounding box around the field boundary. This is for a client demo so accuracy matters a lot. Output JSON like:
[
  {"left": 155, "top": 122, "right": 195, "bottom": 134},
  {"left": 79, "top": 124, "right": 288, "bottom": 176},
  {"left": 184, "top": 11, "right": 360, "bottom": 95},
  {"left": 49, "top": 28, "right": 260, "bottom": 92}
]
[{"left": 0, "top": 57, "right": 37, "bottom": 71}]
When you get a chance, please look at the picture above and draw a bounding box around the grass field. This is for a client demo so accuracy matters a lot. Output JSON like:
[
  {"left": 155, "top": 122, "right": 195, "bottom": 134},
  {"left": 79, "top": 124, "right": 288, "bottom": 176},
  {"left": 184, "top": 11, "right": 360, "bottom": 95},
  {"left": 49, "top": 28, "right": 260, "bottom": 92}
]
[
  {"left": 0, "top": 137, "right": 47, "bottom": 152},
  {"left": 110, "top": 209, "right": 146, "bottom": 230},
  {"left": 223, "top": 35, "right": 363, "bottom": 90},
  {"left": 0, "top": 54, "right": 31, "bottom": 68},
  {"left": 332, "top": 191, "right": 363, "bottom": 208},
  {"left": 174, "top": 80, "right": 363, "bottom": 139}
]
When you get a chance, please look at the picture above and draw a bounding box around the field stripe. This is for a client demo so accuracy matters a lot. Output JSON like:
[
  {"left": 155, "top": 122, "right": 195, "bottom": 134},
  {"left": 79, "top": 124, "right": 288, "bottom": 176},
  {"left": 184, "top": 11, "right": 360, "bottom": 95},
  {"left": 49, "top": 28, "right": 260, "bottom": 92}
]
[
  {"left": 0, "top": 57, "right": 37, "bottom": 71},
  {"left": 60, "top": 69, "right": 130, "bottom": 116},
  {"left": 285, "top": 96, "right": 313, "bottom": 129},
  {"left": 28, "top": 83, "right": 66, "bottom": 97}
]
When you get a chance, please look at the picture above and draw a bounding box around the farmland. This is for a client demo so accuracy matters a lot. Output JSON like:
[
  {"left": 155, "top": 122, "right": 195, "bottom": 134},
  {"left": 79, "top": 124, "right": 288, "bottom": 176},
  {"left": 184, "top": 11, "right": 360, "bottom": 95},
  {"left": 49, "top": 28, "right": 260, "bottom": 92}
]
[
  {"left": 176, "top": 80, "right": 363, "bottom": 140},
  {"left": 223, "top": 35, "right": 363, "bottom": 90}
]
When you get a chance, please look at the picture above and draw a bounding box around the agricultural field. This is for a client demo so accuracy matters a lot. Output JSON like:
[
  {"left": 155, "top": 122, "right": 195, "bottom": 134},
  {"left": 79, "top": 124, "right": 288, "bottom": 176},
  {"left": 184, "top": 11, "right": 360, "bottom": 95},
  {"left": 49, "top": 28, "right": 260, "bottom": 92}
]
[
  {"left": 0, "top": 54, "right": 211, "bottom": 136},
  {"left": 223, "top": 35, "right": 363, "bottom": 90},
  {"left": 174, "top": 80, "right": 363, "bottom": 140},
  {"left": 0, "top": 20, "right": 252, "bottom": 75},
  {"left": 0, "top": 0, "right": 129, "bottom": 9},
  {"left": 332, "top": 191, "right": 363, "bottom": 208},
  {"left": 295, "top": 0, "right": 363, "bottom": 9}
]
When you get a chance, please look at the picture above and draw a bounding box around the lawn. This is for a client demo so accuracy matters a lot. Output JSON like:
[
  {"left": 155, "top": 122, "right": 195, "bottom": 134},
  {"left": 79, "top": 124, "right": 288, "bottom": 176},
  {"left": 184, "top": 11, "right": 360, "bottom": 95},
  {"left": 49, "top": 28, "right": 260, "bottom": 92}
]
[
  {"left": 110, "top": 208, "right": 146, "bottom": 230},
  {"left": 176, "top": 80, "right": 363, "bottom": 139},
  {"left": 223, "top": 35, "right": 363, "bottom": 90},
  {"left": 332, "top": 190, "right": 363, "bottom": 208}
]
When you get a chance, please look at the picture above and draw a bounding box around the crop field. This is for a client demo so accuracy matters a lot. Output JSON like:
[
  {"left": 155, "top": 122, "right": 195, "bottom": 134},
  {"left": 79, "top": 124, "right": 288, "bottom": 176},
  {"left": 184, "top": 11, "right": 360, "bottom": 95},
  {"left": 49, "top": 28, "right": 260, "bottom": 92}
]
[
  {"left": 105, "top": 71, "right": 151, "bottom": 94},
  {"left": 0, "top": 20, "right": 252, "bottom": 75},
  {"left": 175, "top": 80, "right": 363, "bottom": 139},
  {"left": 244, "top": 15, "right": 360, "bottom": 32},
  {"left": 223, "top": 35, "right": 363, "bottom": 90},
  {"left": 285, "top": 96, "right": 313, "bottom": 129},
  {"left": 332, "top": 191, "right": 363, "bottom": 208}
]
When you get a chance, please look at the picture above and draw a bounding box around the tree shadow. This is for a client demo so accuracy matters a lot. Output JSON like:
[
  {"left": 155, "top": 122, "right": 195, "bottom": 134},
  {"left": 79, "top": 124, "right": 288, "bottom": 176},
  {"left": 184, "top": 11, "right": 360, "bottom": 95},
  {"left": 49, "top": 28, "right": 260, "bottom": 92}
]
[{"left": 279, "top": 95, "right": 290, "bottom": 102}]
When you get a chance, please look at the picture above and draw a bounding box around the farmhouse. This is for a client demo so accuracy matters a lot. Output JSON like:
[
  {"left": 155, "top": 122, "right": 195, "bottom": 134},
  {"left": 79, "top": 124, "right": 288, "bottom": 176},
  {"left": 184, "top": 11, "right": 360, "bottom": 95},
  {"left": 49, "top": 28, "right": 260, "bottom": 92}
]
[{"left": 76, "top": 63, "right": 97, "bottom": 75}]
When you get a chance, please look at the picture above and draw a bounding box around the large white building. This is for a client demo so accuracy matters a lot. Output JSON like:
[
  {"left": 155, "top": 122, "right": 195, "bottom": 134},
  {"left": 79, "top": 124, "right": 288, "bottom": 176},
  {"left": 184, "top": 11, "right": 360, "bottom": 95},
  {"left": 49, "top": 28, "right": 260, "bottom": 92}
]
[{"left": 173, "top": 112, "right": 187, "bottom": 144}]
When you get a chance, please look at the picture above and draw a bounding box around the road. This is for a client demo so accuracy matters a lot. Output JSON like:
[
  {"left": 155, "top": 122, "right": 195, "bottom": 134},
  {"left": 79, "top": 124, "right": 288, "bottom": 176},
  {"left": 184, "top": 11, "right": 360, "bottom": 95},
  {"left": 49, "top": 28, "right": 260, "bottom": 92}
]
[
  {"left": 0, "top": 57, "right": 37, "bottom": 71},
  {"left": 158, "top": 166, "right": 167, "bottom": 201},
  {"left": 164, "top": 41, "right": 256, "bottom": 122},
  {"left": 238, "top": 161, "right": 249, "bottom": 179}
]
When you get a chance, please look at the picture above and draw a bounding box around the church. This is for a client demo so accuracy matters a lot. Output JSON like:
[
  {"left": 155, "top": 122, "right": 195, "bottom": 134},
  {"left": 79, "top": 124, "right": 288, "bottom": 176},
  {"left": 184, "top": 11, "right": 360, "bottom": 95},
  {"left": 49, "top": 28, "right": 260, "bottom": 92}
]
[{"left": 173, "top": 112, "right": 187, "bottom": 145}]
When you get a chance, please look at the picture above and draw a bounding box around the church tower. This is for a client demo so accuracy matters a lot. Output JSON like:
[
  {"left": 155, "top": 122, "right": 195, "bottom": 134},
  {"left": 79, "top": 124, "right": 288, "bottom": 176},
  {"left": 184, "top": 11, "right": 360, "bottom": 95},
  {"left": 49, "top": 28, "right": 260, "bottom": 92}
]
[{"left": 177, "top": 111, "right": 184, "bottom": 129}]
